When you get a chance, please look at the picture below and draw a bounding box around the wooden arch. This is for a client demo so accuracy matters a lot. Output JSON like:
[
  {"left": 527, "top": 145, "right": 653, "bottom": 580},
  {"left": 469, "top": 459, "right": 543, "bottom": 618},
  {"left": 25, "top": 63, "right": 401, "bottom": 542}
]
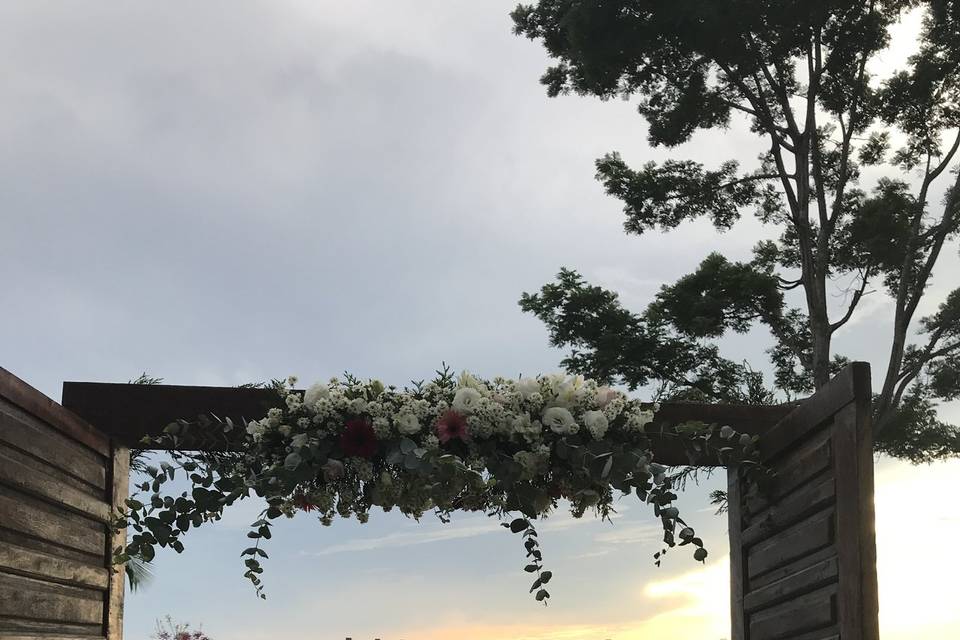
[{"left": 0, "top": 363, "right": 878, "bottom": 639}]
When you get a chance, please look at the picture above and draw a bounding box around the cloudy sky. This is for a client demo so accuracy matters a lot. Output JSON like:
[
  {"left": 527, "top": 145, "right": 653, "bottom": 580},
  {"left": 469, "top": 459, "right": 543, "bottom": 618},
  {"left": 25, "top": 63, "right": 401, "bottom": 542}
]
[{"left": 2, "top": 2, "right": 959, "bottom": 639}]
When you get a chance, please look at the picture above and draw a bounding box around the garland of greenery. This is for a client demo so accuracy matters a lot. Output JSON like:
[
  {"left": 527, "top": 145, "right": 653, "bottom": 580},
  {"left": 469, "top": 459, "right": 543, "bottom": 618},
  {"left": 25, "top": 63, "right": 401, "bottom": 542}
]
[{"left": 114, "top": 367, "right": 762, "bottom": 603}]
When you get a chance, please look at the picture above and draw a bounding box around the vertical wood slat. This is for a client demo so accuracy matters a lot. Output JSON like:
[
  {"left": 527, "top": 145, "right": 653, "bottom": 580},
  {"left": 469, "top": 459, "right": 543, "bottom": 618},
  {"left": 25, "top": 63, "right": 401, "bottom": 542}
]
[
  {"left": 728, "top": 465, "right": 747, "bottom": 640},
  {"left": 104, "top": 444, "right": 129, "bottom": 640}
]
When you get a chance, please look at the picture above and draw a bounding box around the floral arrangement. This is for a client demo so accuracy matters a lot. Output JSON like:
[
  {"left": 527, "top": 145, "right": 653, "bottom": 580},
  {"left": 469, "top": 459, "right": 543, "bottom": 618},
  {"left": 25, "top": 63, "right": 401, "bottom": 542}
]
[{"left": 116, "top": 367, "right": 760, "bottom": 603}]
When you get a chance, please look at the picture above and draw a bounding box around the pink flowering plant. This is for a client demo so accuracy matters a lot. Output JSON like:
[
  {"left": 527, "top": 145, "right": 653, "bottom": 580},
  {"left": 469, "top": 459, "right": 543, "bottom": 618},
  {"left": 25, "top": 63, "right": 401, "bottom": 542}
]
[
  {"left": 115, "top": 366, "right": 761, "bottom": 603},
  {"left": 152, "top": 615, "right": 211, "bottom": 640}
]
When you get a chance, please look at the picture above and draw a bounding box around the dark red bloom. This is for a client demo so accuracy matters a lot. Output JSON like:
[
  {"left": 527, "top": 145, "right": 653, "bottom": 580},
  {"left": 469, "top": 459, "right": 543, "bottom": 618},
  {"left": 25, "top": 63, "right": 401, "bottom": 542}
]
[
  {"left": 435, "top": 410, "right": 469, "bottom": 443},
  {"left": 340, "top": 419, "right": 378, "bottom": 458},
  {"left": 291, "top": 491, "right": 318, "bottom": 512}
]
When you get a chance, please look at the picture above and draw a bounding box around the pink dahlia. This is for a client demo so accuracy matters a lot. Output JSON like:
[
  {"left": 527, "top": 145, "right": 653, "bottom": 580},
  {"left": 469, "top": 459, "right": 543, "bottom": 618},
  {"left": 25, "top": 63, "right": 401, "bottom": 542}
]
[
  {"left": 340, "top": 419, "right": 379, "bottom": 458},
  {"left": 435, "top": 410, "right": 469, "bottom": 443}
]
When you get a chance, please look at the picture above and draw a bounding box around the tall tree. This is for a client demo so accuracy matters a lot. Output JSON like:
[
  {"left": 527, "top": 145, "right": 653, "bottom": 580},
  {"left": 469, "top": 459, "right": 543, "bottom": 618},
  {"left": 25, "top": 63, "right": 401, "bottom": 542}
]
[{"left": 513, "top": 0, "right": 960, "bottom": 462}]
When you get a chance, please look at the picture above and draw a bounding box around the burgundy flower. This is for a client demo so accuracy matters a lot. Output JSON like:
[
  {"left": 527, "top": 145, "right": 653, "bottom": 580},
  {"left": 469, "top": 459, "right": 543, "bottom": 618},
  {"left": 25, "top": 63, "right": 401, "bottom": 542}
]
[
  {"left": 435, "top": 410, "right": 469, "bottom": 443},
  {"left": 340, "top": 419, "right": 379, "bottom": 458},
  {"left": 291, "top": 491, "right": 318, "bottom": 512}
]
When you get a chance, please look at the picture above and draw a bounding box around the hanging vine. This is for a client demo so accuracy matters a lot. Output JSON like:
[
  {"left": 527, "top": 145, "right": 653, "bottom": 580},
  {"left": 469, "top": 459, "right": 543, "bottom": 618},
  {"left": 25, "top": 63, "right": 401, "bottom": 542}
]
[{"left": 113, "top": 366, "right": 763, "bottom": 602}]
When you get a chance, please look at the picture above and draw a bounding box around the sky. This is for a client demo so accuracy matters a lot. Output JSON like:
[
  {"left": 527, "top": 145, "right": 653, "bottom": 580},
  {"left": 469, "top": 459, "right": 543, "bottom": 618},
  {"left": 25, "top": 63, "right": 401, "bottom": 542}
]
[{"left": 1, "top": 2, "right": 959, "bottom": 639}]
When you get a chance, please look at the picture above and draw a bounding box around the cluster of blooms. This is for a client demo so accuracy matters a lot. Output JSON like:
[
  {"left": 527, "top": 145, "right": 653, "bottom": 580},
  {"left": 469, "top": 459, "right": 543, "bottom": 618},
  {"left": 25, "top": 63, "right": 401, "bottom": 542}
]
[
  {"left": 239, "top": 370, "right": 658, "bottom": 522},
  {"left": 120, "top": 367, "right": 759, "bottom": 602}
]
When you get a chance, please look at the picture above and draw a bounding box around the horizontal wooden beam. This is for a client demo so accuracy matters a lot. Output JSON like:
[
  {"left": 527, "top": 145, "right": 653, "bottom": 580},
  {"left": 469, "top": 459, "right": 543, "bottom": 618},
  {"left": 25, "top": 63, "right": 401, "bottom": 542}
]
[{"left": 62, "top": 381, "right": 798, "bottom": 465}]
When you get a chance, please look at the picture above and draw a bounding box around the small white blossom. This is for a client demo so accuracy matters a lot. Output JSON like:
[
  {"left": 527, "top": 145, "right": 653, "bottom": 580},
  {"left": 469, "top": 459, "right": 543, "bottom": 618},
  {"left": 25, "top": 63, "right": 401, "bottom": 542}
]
[
  {"left": 395, "top": 411, "right": 421, "bottom": 435},
  {"left": 582, "top": 410, "right": 609, "bottom": 440},
  {"left": 303, "top": 383, "right": 330, "bottom": 408},
  {"left": 452, "top": 387, "right": 483, "bottom": 414},
  {"left": 542, "top": 407, "right": 579, "bottom": 435}
]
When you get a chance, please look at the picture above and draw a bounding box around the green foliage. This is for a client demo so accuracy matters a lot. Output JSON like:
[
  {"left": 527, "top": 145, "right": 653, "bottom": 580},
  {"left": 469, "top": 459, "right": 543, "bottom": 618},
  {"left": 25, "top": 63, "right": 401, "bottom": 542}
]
[
  {"left": 513, "top": 0, "right": 960, "bottom": 461},
  {"left": 113, "top": 371, "right": 763, "bottom": 602}
]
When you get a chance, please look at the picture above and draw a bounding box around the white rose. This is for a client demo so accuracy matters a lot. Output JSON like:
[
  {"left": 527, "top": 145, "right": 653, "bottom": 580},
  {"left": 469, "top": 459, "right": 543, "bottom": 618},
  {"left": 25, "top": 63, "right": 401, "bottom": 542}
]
[
  {"left": 304, "top": 383, "right": 330, "bottom": 408},
  {"left": 395, "top": 411, "right": 421, "bottom": 435},
  {"left": 582, "top": 410, "right": 609, "bottom": 440},
  {"left": 542, "top": 407, "right": 579, "bottom": 435},
  {"left": 515, "top": 377, "right": 540, "bottom": 399},
  {"left": 452, "top": 387, "right": 483, "bottom": 414}
]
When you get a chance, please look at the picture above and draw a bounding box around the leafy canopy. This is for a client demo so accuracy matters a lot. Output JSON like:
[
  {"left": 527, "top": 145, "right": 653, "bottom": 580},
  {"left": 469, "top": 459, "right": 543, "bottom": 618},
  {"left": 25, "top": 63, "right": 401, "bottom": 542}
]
[{"left": 513, "top": 0, "right": 960, "bottom": 462}]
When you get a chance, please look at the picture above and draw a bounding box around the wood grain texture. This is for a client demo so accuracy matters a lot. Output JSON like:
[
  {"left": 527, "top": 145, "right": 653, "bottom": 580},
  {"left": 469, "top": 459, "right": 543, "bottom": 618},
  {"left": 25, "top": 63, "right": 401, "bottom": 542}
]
[
  {"left": 0, "top": 367, "right": 109, "bottom": 457},
  {"left": 0, "top": 485, "right": 106, "bottom": 557},
  {"left": 0, "top": 541, "right": 108, "bottom": 590},
  {"left": 0, "top": 444, "right": 111, "bottom": 522},
  {"left": 0, "top": 399, "right": 107, "bottom": 491},
  {"left": 104, "top": 443, "right": 129, "bottom": 640},
  {"left": 0, "top": 571, "right": 103, "bottom": 624}
]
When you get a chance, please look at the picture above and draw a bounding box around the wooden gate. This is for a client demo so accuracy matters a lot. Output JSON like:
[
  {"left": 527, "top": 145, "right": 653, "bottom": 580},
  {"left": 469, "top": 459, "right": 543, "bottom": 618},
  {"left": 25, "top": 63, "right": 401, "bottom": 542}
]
[
  {"left": 728, "top": 362, "right": 879, "bottom": 640},
  {"left": 0, "top": 367, "right": 128, "bottom": 640},
  {"left": 0, "top": 362, "right": 879, "bottom": 639}
]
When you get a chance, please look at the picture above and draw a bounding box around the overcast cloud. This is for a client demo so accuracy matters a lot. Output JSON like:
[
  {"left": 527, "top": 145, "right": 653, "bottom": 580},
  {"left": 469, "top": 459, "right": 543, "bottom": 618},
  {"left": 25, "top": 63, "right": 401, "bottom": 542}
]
[{"left": 2, "top": 2, "right": 958, "bottom": 639}]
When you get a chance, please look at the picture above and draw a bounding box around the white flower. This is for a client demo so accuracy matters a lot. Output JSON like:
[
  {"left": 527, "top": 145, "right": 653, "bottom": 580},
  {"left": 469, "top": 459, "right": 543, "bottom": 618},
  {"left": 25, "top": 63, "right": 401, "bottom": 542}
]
[
  {"left": 278, "top": 424, "right": 293, "bottom": 438},
  {"left": 303, "top": 383, "right": 330, "bottom": 408},
  {"left": 720, "top": 425, "right": 736, "bottom": 440},
  {"left": 582, "top": 410, "right": 609, "bottom": 440},
  {"left": 245, "top": 419, "right": 266, "bottom": 440},
  {"left": 511, "top": 414, "right": 542, "bottom": 438},
  {"left": 349, "top": 398, "right": 368, "bottom": 414},
  {"left": 457, "top": 371, "right": 488, "bottom": 392},
  {"left": 395, "top": 411, "right": 421, "bottom": 435},
  {"left": 626, "top": 408, "right": 655, "bottom": 431},
  {"left": 542, "top": 407, "right": 579, "bottom": 435},
  {"left": 515, "top": 377, "right": 540, "bottom": 399},
  {"left": 452, "top": 387, "right": 483, "bottom": 414},
  {"left": 291, "top": 433, "right": 309, "bottom": 449}
]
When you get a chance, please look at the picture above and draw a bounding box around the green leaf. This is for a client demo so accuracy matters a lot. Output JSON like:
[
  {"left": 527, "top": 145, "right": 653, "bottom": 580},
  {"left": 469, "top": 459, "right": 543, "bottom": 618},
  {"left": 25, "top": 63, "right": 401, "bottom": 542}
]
[{"left": 510, "top": 518, "right": 530, "bottom": 533}]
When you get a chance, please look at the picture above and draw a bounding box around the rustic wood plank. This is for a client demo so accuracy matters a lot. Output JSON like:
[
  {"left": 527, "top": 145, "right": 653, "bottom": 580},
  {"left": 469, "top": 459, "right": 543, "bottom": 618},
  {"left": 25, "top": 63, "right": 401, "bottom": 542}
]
[
  {"left": 742, "top": 475, "right": 836, "bottom": 547},
  {"left": 743, "top": 555, "right": 838, "bottom": 614},
  {"left": 758, "top": 362, "right": 869, "bottom": 462},
  {"left": 0, "top": 367, "right": 109, "bottom": 457},
  {"left": 727, "top": 465, "right": 746, "bottom": 640},
  {"left": 0, "top": 485, "right": 106, "bottom": 557},
  {"left": 0, "top": 571, "right": 103, "bottom": 624},
  {"left": 748, "top": 543, "right": 837, "bottom": 591},
  {"left": 0, "top": 540, "right": 109, "bottom": 590},
  {"left": 748, "top": 583, "right": 837, "bottom": 640},
  {"left": 0, "top": 615, "right": 103, "bottom": 639},
  {"left": 744, "top": 424, "right": 832, "bottom": 517},
  {"left": 747, "top": 507, "right": 835, "bottom": 580},
  {"left": 104, "top": 443, "right": 129, "bottom": 640},
  {"left": 0, "top": 444, "right": 111, "bottom": 523},
  {"left": 833, "top": 387, "right": 879, "bottom": 640},
  {"left": 0, "top": 399, "right": 107, "bottom": 491}
]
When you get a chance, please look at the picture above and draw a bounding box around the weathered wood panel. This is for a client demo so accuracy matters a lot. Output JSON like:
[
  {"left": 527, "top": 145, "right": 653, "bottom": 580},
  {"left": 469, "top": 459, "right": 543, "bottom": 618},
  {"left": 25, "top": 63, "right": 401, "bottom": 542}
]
[
  {"left": 0, "top": 368, "right": 125, "bottom": 640},
  {"left": 728, "top": 362, "right": 878, "bottom": 639}
]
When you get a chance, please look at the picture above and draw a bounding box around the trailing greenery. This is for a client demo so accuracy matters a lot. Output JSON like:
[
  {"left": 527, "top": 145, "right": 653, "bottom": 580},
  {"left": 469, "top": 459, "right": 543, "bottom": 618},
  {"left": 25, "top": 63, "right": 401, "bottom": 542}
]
[{"left": 113, "top": 368, "right": 761, "bottom": 601}]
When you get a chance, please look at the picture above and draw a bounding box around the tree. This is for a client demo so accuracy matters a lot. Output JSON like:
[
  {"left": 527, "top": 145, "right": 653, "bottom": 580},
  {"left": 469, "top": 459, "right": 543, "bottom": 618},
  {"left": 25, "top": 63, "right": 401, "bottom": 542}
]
[{"left": 512, "top": 0, "right": 960, "bottom": 462}]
